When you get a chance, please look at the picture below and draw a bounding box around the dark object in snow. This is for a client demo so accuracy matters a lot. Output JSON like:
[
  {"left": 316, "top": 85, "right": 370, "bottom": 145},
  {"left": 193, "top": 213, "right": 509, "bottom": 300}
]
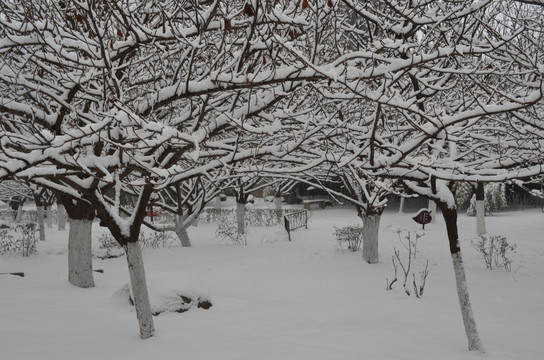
[
  {"left": 413, "top": 209, "right": 432, "bottom": 229},
  {"left": 129, "top": 293, "right": 213, "bottom": 316},
  {"left": 0, "top": 272, "right": 25, "bottom": 277},
  {"left": 0, "top": 223, "right": 9, "bottom": 229}
]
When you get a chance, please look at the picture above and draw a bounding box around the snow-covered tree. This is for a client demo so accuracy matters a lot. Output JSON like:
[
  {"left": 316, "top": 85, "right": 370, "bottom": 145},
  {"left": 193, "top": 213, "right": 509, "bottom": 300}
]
[
  {"left": 0, "top": 180, "right": 32, "bottom": 221},
  {"left": 2, "top": 0, "right": 544, "bottom": 351},
  {"left": 145, "top": 169, "right": 238, "bottom": 247},
  {"left": 0, "top": 0, "right": 341, "bottom": 338},
  {"left": 467, "top": 183, "right": 508, "bottom": 217}
]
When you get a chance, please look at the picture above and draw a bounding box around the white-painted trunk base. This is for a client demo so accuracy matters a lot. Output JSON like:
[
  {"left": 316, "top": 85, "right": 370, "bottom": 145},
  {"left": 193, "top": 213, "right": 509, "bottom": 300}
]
[
  {"left": 275, "top": 197, "right": 283, "bottom": 223},
  {"left": 68, "top": 219, "right": 95, "bottom": 288},
  {"left": 46, "top": 206, "right": 53, "bottom": 228},
  {"left": 57, "top": 204, "right": 66, "bottom": 231},
  {"left": 398, "top": 197, "right": 405, "bottom": 213},
  {"left": 124, "top": 242, "right": 155, "bottom": 339},
  {"left": 176, "top": 226, "right": 192, "bottom": 247},
  {"left": 429, "top": 201, "right": 437, "bottom": 223},
  {"left": 275, "top": 197, "right": 282, "bottom": 211},
  {"left": 37, "top": 206, "right": 45, "bottom": 241},
  {"left": 15, "top": 204, "right": 23, "bottom": 222},
  {"left": 361, "top": 214, "right": 381, "bottom": 264},
  {"left": 236, "top": 202, "right": 246, "bottom": 236},
  {"left": 476, "top": 200, "right": 486, "bottom": 235},
  {"left": 451, "top": 252, "right": 486, "bottom": 353},
  {"left": 174, "top": 215, "right": 192, "bottom": 247},
  {"left": 214, "top": 195, "right": 222, "bottom": 209}
]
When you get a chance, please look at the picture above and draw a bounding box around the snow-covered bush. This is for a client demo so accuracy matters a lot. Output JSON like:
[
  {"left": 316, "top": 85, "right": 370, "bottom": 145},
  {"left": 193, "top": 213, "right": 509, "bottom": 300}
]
[
  {"left": 471, "top": 234, "right": 516, "bottom": 271},
  {"left": 95, "top": 231, "right": 175, "bottom": 259},
  {"left": 216, "top": 218, "right": 247, "bottom": 246},
  {"left": 95, "top": 233, "right": 124, "bottom": 259},
  {"left": 17, "top": 223, "right": 38, "bottom": 257},
  {"left": 0, "top": 229, "right": 16, "bottom": 254},
  {"left": 200, "top": 208, "right": 296, "bottom": 227},
  {"left": 138, "top": 232, "right": 175, "bottom": 249},
  {"left": 467, "top": 183, "right": 508, "bottom": 216},
  {"left": 0, "top": 223, "right": 37, "bottom": 256},
  {"left": 334, "top": 225, "right": 364, "bottom": 251}
]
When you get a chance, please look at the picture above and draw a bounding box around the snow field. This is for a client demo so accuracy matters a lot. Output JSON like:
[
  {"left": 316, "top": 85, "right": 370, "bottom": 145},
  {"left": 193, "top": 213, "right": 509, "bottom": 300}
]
[{"left": 1, "top": 204, "right": 543, "bottom": 360}]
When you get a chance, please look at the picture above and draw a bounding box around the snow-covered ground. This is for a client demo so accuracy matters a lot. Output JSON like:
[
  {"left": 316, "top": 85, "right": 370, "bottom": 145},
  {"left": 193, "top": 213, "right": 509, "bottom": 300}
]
[{"left": 1, "top": 200, "right": 543, "bottom": 360}]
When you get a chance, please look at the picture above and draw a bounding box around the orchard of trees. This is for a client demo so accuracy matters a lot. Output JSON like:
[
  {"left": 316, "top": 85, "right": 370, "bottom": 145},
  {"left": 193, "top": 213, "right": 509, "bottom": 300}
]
[{"left": 1, "top": 0, "right": 544, "bottom": 353}]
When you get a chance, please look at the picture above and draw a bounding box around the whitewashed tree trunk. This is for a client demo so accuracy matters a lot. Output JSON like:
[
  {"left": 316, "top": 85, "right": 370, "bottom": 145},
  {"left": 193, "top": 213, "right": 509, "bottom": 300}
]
[
  {"left": 15, "top": 203, "right": 23, "bottom": 222},
  {"left": 214, "top": 195, "right": 221, "bottom": 208},
  {"left": 46, "top": 206, "right": 53, "bottom": 228},
  {"left": 476, "top": 182, "right": 486, "bottom": 235},
  {"left": 236, "top": 201, "right": 246, "bottom": 237},
  {"left": 36, "top": 204, "right": 46, "bottom": 241},
  {"left": 57, "top": 203, "right": 66, "bottom": 231},
  {"left": 429, "top": 200, "right": 437, "bottom": 223},
  {"left": 476, "top": 201, "right": 486, "bottom": 235},
  {"left": 176, "top": 226, "right": 192, "bottom": 247},
  {"left": 124, "top": 242, "right": 155, "bottom": 339},
  {"left": 175, "top": 215, "right": 192, "bottom": 247},
  {"left": 398, "top": 197, "right": 405, "bottom": 213},
  {"left": 275, "top": 196, "right": 283, "bottom": 224},
  {"left": 68, "top": 219, "right": 95, "bottom": 288},
  {"left": 361, "top": 213, "right": 381, "bottom": 264},
  {"left": 275, "top": 196, "right": 282, "bottom": 211},
  {"left": 452, "top": 252, "right": 486, "bottom": 352},
  {"left": 439, "top": 202, "right": 486, "bottom": 353}
]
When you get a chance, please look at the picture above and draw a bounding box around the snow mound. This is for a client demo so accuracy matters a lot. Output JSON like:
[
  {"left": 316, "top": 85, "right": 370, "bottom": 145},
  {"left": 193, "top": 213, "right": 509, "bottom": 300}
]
[{"left": 126, "top": 271, "right": 212, "bottom": 316}]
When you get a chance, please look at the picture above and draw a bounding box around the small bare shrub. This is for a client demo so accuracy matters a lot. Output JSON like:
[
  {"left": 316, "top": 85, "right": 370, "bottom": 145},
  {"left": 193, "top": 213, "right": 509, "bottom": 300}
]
[
  {"left": 139, "top": 231, "right": 175, "bottom": 248},
  {"left": 95, "top": 231, "right": 174, "bottom": 259},
  {"left": 216, "top": 219, "right": 247, "bottom": 245},
  {"left": 471, "top": 234, "right": 516, "bottom": 271},
  {"left": 0, "top": 229, "right": 16, "bottom": 254},
  {"left": 386, "top": 231, "right": 429, "bottom": 298},
  {"left": 0, "top": 223, "right": 37, "bottom": 256},
  {"left": 334, "top": 225, "right": 364, "bottom": 251}
]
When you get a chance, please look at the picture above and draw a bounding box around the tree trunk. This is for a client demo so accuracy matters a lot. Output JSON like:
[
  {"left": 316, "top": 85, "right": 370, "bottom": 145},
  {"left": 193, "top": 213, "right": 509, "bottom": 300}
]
[
  {"left": 398, "top": 197, "right": 405, "bottom": 213},
  {"left": 92, "top": 184, "right": 155, "bottom": 339},
  {"left": 275, "top": 195, "right": 282, "bottom": 211},
  {"left": 57, "top": 202, "right": 66, "bottom": 231},
  {"left": 46, "top": 205, "right": 53, "bottom": 228},
  {"left": 124, "top": 241, "right": 155, "bottom": 339},
  {"left": 175, "top": 215, "right": 192, "bottom": 247},
  {"left": 476, "top": 182, "right": 486, "bottom": 235},
  {"left": 62, "top": 197, "right": 96, "bottom": 288},
  {"left": 360, "top": 212, "right": 381, "bottom": 264},
  {"left": 68, "top": 219, "right": 95, "bottom": 288},
  {"left": 439, "top": 203, "right": 486, "bottom": 353},
  {"left": 214, "top": 195, "right": 222, "bottom": 208},
  {"left": 176, "top": 226, "right": 192, "bottom": 247},
  {"left": 34, "top": 196, "right": 46, "bottom": 241},
  {"left": 429, "top": 200, "right": 437, "bottom": 223},
  {"left": 275, "top": 195, "right": 283, "bottom": 224},
  {"left": 236, "top": 201, "right": 246, "bottom": 237},
  {"left": 15, "top": 202, "right": 23, "bottom": 222}
]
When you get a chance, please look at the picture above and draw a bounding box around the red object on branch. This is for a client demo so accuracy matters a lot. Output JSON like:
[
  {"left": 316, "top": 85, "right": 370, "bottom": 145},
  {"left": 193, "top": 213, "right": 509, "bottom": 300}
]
[{"left": 413, "top": 209, "right": 432, "bottom": 229}]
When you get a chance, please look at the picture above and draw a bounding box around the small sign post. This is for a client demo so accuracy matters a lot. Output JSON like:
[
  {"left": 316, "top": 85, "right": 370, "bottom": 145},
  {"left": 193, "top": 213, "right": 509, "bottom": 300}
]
[{"left": 413, "top": 209, "right": 432, "bottom": 230}]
